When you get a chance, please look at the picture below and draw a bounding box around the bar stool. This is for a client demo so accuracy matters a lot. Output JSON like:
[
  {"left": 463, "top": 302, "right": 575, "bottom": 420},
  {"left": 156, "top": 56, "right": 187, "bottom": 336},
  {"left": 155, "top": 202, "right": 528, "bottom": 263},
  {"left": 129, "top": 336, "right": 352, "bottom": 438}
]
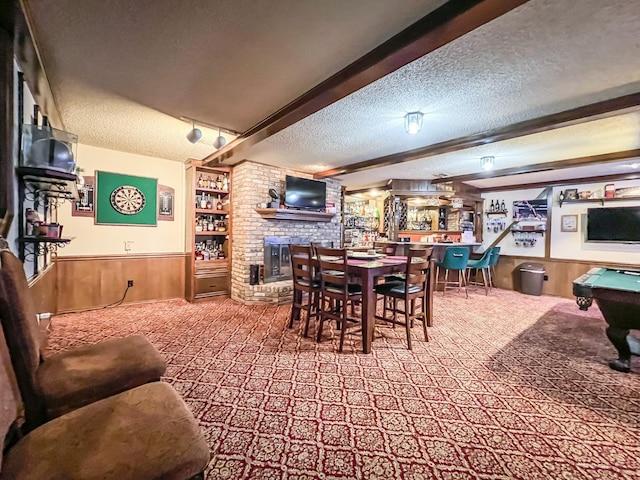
[
  {"left": 435, "top": 246, "right": 470, "bottom": 298},
  {"left": 488, "top": 246, "right": 501, "bottom": 289},
  {"left": 466, "top": 247, "right": 493, "bottom": 295}
]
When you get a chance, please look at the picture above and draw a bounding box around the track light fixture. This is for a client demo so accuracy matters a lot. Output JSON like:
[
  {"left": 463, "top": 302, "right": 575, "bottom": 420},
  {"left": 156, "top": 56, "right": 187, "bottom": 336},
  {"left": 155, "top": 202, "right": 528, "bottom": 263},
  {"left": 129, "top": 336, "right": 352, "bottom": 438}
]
[
  {"left": 186, "top": 122, "right": 202, "bottom": 144},
  {"left": 182, "top": 117, "right": 240, "bottom": 147},
  {"left": 213, "top": 128, "right": 227, "bottom": 150},
  {"left": 404, "top": 111, "right": 424, "bottom": 135},
  {"left": 481, "top": 156, "right": 495, "bottom": 171}
]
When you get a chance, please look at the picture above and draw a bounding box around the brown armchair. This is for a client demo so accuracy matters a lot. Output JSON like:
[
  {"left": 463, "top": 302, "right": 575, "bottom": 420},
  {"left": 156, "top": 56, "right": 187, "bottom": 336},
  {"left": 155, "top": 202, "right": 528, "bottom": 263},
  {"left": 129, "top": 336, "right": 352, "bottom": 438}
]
[
  {"left": 0, "top": 322, "right": 209, "bottom": 480},
  {"left": 0, "top": 249, "right": 166, "bottom": 431}
]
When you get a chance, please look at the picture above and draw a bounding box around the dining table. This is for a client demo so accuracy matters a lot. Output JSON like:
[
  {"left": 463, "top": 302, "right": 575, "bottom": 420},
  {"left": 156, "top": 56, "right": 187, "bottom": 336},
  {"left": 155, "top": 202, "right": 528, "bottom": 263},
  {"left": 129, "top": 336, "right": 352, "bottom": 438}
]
[{"left": 345, "top": 255, "right": 436, "bottom": 353}]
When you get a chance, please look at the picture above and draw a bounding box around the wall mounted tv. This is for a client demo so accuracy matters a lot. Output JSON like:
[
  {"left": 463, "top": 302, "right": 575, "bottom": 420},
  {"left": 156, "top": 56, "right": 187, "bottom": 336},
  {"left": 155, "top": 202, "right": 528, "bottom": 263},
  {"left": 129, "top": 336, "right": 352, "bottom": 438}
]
[
  {"left": 587, "top": 206, "right": 640, "bottom": 243},
  {"left": 285, "top": 175, "right": 326, "bottom": 211}
]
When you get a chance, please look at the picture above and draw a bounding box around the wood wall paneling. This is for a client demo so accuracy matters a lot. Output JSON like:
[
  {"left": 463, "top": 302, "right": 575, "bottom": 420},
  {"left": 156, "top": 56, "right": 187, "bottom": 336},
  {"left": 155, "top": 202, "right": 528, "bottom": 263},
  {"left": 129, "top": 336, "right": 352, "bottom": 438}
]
[
  {"left": 28, "top": 263, "right": 57, "bottom": 314},
  {"left": 56, "top": 253, "right": 187, "bottom": 313},
  {"left": 492, "top": 256, "right": 639, "bottom": 299}
]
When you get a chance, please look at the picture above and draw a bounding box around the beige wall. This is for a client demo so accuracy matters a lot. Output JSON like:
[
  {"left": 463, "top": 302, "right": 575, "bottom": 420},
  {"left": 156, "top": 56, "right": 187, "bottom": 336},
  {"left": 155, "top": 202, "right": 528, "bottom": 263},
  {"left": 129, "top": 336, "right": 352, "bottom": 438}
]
[
  {"left": 550, "top": 179, "right": 639, "bottom": 263},
  {"left": 482, "top": 180, "right": 640, "bottom": 264},
  {"left": 56, "top": 144, "right": 185, "bottom": 256}
]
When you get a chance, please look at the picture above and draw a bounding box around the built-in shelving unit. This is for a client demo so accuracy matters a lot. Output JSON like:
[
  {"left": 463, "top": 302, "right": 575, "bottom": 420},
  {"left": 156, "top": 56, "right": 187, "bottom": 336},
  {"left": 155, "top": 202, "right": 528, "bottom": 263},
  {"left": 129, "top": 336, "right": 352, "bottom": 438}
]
[{"left": 185, "top": 162, "right": 232, "bottom": 301}]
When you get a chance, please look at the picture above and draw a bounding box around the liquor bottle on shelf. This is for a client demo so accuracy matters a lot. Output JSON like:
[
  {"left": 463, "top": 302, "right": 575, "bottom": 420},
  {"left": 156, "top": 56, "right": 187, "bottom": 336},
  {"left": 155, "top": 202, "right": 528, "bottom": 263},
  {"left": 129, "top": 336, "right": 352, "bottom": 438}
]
[
  {"left": 216, "top": 195, "right": 223, "bottom": 211},
  {"left": 197, "top": 174, "right": 203, "bottom": 188},
  {"left": 500, "top": 200, "right": 506, "bottom": 211},
  {"left": 223, "top": 174, "right": 229, "bottom": 191},
  {"left": 216, "top": 175, "right": 224, "bottom": 190},
  {"left": 199, "top": 194, "right": 207, "bottom": 209},
  {"left": 206, "top": 195, "right": 213, "bottom": 209},
  {"left": 489, "top": 200, "right": 495, "bottom": 212}
]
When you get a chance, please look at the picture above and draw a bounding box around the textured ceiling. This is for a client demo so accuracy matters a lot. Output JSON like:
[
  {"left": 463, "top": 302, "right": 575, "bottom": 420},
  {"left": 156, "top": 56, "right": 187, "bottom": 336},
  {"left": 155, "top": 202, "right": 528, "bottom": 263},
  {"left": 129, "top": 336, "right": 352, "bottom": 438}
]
[
  {"left": 22, "top": 0, "right": 444, "bottom": 162},
  {"left": 21, "top": 0, "right": 640, "bottom": 189}
]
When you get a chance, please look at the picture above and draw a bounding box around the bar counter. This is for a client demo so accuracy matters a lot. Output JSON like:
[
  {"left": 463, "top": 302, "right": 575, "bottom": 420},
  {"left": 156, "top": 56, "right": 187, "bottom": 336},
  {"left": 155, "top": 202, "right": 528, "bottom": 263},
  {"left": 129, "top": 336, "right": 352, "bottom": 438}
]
[{"left": 377, "top": 241, "right": 482, "bottom": 261}]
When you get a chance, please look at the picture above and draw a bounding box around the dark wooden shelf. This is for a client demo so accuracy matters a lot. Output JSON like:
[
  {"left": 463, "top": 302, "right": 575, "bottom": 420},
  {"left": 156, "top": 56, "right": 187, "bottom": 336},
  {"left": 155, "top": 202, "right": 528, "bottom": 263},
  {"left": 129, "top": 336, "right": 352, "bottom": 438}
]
[
  {"left": 19, "top": 236, "right": 72, "bottom": 243},
  {"left": 255, "top": 208, "right": 334, "bottom": 222},
  {"left": 485, "top": 210, "right": 508, "bottom": 215},
  {"left": 195, "top": 231, "right": 230, "bottom": 236},
  {"left": 195, "top": 208, "right": 229, "bottom": 215},
  {"left": 195, "top": 187, "right": 229, "bottom": 194},
  {"left": 559, "top": 196, "right": 640, "bottom": 207}
]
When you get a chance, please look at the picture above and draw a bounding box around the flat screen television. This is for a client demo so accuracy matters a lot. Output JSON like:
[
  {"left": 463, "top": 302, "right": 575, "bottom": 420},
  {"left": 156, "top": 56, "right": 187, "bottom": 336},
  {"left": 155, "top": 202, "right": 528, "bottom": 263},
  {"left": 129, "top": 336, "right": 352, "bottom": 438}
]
[
  {"left": 586, "top": 206, "right": 640, "bottom": 243},
  {"left": 285, "top": 175, "right": 326, "bottom": 211}
]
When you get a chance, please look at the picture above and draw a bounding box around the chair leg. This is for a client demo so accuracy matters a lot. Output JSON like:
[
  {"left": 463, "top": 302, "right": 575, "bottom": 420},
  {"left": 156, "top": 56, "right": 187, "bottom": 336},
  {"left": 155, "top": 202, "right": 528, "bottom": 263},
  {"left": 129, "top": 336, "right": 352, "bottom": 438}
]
[
  {"left": 404, "top": 298, "right": 412, "bottom": 350},
  {"left": 482, "top": 268, "right": 489, "bottom": 296},
  {"left": 316, "top": 302, "right": 326, "bottom": 343},
  {"left": 303, "top": 300, "right": 312, "bottom": 337},
  {"left": 462, "top": 269, "right": 469, "bottom": 298},
  {"left": 443, "top": 269, "right": 449, "bottom": 296},
  {"left": 338, "top": 310, "right": 347, "bottom": 353}
]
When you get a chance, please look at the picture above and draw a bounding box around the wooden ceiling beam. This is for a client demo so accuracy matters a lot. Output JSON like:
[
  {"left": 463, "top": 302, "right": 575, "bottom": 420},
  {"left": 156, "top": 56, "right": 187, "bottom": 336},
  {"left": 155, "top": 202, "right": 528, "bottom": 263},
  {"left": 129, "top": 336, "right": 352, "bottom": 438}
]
[
  {"left": 477, "top": 171, "right": 640, "bottom": 193},
  {"left": 203, "top": 0, "right": 530, "bottom": 166},
  {"left": 431, "top": 149, "right": 640, "bottom": 184},
  {"left": 313, "top": 92, "right": 640, "bottom": 179}
]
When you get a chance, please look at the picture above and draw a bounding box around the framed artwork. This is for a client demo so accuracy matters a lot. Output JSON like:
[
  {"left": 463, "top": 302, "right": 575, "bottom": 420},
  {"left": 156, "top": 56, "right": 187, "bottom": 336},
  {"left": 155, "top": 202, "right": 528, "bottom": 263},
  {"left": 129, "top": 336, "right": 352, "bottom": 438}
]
[
  {"left": 561, "top": 214, "right": 578, "bottom": 232},
  {"left": 158, "top": 185, "right": 174, "bottom": 221},
  {"left": 72, "top": 175, "right": 95, "bottom": 217},
  {"left": 564, "top": 188, "right": 578, "bottom": 200},
  {"left": 95, "top": 171, "right": 157, "bottom": 226},
  {"left": 512, "top": 199, "right": 547, "bottom": 221}
]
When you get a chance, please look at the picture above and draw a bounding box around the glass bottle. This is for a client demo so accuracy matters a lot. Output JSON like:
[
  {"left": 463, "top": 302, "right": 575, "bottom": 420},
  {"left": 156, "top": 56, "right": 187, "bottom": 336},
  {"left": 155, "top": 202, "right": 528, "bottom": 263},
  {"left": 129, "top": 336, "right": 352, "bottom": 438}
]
[
  {"left": 197, "top": 174, "right": 203, "bottom": 188},
  {"left": 217, "top": 175, "right": 224, "bottom": 190},
  {"left": 216, "top": 195, "right": 223, "bottom": 210},
  {"left": 490, "top": 200, "right": 495, "bottom": 212},
  {"left": 500, "top": 200, "right": 505, "bottom": 211},
  {"left": 223, "top": 173, "right": 229, "bottom": 191},
  {"left": 206, "top": 195, "right": 213, "bottom": 210},
  {"left": 199, "top": 194, "right": 207, "bottom": 209}
]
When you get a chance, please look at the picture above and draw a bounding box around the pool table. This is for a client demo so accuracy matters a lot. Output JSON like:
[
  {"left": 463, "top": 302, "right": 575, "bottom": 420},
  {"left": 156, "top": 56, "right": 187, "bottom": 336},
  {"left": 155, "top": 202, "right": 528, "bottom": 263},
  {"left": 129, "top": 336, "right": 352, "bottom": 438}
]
[{"left": 573, "top": 267, "right": 640, "bottom": 372}]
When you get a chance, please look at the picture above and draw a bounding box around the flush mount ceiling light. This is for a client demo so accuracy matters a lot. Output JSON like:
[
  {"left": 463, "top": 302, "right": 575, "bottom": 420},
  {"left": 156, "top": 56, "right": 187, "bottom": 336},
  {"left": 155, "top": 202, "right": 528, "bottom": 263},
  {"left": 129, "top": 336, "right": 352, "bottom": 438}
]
[
  {"left": 213, "top": 128, "right": 227, "bottom": 150},
  {"left": 481, "top": 155, "right": 495, "bottom": 171},
  {"left": 404, "top": 111, "right": 424, "bottom": 135},
  {"left": 186, "top": 122, "right": 202, "bottom": 144}
]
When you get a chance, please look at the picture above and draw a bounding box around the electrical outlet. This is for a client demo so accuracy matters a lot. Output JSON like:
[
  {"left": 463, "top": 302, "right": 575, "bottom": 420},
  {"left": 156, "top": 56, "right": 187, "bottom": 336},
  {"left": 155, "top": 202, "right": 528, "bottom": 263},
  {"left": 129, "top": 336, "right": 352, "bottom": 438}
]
[{"left": 127, "top": 280, "right": 134, "bottom": 287}]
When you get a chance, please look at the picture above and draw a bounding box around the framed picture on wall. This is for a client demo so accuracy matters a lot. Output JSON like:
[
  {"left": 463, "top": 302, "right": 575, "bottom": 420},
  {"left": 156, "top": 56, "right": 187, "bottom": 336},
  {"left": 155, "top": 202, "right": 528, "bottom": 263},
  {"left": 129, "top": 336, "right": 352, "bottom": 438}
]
[
  {"left": 95, "top": 171, "right": 157, "bottom": 226},
  {"left": 158, "top": 185, "right": 174, "bottom": 221},
  {"left": 561, "top": 214, "right": 578, "bottom": 232},
  {"left": 72, "top": 176, "right": 95, "bottom": 217},
  {"left": 564, "top": 188, "right": 578, "bottom": 200}
]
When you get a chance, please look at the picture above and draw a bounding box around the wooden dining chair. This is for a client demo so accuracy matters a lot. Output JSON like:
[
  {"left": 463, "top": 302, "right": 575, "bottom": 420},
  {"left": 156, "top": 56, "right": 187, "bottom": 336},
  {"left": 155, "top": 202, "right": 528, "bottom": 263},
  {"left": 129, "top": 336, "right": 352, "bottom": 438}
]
[
  {"left": 288, "top": 244, "right": 320, "bottom": 337},
  {"left": 373, "top": 248, "right": 432, "bottom": 350},
  {"left": 315, "top": 247, "right": 362, "bottom": 352}
]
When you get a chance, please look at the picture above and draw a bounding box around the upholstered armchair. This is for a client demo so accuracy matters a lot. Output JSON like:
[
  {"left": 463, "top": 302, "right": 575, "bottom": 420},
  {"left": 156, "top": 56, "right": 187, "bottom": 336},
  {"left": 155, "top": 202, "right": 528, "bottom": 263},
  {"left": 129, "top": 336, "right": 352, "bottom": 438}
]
[
  {"left": 0, "top": 322, "right": 210, "bottom": 479},
  {"left": 0, "top": 249, "right": 166, "bottom": 431}
]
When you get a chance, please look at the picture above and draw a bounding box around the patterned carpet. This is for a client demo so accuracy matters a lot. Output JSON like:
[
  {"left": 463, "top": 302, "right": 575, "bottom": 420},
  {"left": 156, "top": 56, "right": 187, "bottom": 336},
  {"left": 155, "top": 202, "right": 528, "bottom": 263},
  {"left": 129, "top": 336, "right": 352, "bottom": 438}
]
[{"left": 47, "top": 289, "right": 640, "bottom": 480}]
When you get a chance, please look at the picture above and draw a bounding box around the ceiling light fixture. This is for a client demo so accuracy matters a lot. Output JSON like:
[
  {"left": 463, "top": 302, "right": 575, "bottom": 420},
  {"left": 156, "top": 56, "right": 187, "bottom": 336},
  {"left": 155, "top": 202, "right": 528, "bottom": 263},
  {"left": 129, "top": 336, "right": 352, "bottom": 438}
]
[
  {"left": 186, "top": 122, "right": 202, "bottom": 144},
  {"left": 404, "top": 111, "right": 424, "bottom": 135},
  {"left": 213, "top": 128, "right": 227, "bottom": 150},
  {"left": 481, "top": 156, "right": 495, "bottom": 171}
]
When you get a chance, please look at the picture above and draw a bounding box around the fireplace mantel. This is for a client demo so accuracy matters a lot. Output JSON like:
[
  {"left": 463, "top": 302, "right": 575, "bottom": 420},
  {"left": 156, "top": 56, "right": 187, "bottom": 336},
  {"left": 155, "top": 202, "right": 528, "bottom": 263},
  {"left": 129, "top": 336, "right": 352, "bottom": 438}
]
[{"left": 255, "top": 208, "right": 335, "bottom": 222}]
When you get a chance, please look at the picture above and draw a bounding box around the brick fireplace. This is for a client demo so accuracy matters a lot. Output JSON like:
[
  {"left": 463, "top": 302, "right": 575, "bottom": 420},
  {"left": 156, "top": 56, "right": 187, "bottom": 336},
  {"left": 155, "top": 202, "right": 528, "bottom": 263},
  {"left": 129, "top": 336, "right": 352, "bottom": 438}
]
[{"left": 231, "top": 162, "right": 342, "bottom": 304}]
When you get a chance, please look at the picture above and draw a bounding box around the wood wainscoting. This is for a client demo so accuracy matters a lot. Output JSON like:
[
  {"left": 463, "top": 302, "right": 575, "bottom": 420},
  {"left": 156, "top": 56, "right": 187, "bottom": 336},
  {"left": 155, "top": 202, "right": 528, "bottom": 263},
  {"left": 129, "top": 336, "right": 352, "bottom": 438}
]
[
  {"left": 56, "top": 253, "right": 187, "bottom": 313},
  {"left": 28, "top": 263, "right": 58, "bottom": 314},
  {"left": 493, "top": 255, "right": 639, "bottom": 298}
]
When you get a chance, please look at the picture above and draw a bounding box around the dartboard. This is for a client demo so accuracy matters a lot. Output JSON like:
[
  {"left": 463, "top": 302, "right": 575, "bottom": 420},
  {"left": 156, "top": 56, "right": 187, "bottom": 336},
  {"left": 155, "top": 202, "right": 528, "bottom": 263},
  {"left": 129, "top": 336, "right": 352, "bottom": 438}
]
[{"left": 110, "top": 185, "right": 146, "bottom": 215}]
